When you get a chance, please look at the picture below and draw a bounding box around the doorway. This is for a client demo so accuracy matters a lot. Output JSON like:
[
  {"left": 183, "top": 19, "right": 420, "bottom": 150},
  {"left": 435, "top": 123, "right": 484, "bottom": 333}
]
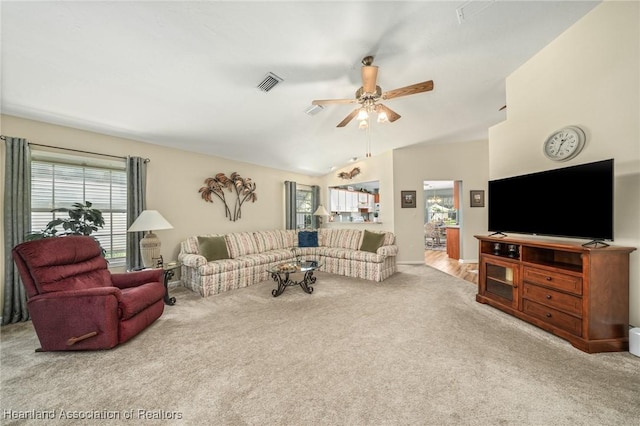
[
  {"left": 423, "top": 180, "right": 456, "bottom": 252},
  {"left": 423, "top": 180, "right": 477, "bottom": 284}
]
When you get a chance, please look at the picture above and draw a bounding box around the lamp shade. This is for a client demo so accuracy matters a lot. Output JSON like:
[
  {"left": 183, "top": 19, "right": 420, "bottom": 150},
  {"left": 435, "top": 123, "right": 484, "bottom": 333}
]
[
  {"left": 313, "top": 205, "right": 330, "bottom": 216},
  {"left": 127, "top": 210, "right": 173, "bottom": 268},
  {"left": 127, "top": 210, "right": 173, "bottom": 232}
]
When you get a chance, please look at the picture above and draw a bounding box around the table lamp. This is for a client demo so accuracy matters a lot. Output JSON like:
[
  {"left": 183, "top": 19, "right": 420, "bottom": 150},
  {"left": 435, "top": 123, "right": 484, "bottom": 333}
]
[
  {"left": 127, "top": 210, "right": 173, "bottom": 267},
  {"left": 313, "top": 205, "right": 330, "bottom": 227}
]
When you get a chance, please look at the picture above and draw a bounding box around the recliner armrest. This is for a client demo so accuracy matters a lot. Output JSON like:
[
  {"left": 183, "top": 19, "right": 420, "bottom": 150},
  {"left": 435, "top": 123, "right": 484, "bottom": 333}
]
[
  {"left": 111, "top": 269, "right": 163, "bottom": 289},
  {"left": 28, "top": 286, "right": 122, "bottom": 302}
]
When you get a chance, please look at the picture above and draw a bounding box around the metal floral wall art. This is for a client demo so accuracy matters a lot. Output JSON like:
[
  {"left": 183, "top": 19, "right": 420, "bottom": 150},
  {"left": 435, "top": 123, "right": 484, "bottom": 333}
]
[
  {"left": 199, "top": 172, "right": 257, "bottom": 222},
  {"left": 337, "top": 167, "right": 361, "bottom": 180}
]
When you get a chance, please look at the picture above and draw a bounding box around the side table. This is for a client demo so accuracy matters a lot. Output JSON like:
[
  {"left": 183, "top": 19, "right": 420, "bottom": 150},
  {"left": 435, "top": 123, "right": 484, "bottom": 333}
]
[{"left": 162, "top": 262, "right": 181, "bottom": 305}]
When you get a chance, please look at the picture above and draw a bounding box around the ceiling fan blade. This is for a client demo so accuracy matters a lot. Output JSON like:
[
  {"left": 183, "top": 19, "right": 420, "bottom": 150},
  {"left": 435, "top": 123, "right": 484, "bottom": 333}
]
[
  {"left": 361, "top": 65, "right": 379, "bottom": 93},
  {"left": 312, "top": 98, "right": 358, "bottom": 105},
  {"left": 337, "top": 109, "right": 359, "bottom": 128},
  {"left": 376, "top": 103, "right": 401, "bottom": 122},
  {"left": 382, "top": 80, "right": 434, "bottom": 100}
]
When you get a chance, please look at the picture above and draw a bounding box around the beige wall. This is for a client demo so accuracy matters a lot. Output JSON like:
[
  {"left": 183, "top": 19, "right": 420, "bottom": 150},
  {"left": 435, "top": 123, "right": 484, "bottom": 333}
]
[
  {"left": 489, "top": 1, "right": 640, "bottom": 325},
  {"left": 391, "top": 139, "right": 490, "bottom": 264},
  {"left": 0, "top": 114, "right": 319, "bottom": 307},
  {"left": 320, "top": 151, "right": 395, "bottom": 233}
]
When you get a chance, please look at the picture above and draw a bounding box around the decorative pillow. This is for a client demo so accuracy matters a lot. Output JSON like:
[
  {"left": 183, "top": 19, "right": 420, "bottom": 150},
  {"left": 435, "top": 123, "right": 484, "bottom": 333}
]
[
  {"left": 198, "top": 236, "right": 229, "bottom": 261},
  {"left": 298, "top": 231, "right": 318, "bottom": 247},
  {"left": 253, "top": 230, "right": 285, "bottom": 252},
  {"left": 359, "top": 230, "right": 386, "bottom": 253},
  {"left": 225, "top": 232, "right": 259, "bottom": 258}
]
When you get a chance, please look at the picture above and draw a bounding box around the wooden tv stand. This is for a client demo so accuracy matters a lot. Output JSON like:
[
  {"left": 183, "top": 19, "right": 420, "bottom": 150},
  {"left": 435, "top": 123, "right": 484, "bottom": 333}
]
[{"left": 475, "top": 235, "right": 636, "bottom": 353}]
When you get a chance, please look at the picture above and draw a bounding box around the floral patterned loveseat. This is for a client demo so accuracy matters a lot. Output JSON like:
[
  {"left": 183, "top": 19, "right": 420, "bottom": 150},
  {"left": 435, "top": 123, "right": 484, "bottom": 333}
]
[{"left": 178, "top": 228, "right": 398, "bottom": 297}]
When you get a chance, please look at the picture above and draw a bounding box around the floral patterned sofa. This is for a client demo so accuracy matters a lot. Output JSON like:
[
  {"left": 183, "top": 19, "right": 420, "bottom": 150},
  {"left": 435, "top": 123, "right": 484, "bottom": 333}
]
[{"left": 178, "top": 228, "right": 398, "bottom": 297}]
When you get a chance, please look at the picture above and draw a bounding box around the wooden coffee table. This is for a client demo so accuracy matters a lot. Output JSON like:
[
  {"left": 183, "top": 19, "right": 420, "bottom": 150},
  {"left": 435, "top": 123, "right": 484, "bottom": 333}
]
[{"left": 267, "top": 260, "right": 321, "bottom": 297}]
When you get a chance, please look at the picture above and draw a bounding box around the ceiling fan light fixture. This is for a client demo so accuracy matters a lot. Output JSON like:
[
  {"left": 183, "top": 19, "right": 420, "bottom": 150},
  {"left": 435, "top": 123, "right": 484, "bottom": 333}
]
[
  {"left": 358, "top": 119, "right": 368, "bottom": 130},
  {"left": 377, "top": 111, "right": 388, "bottom": 123},
  {"left": 357, "top": 108, "right": 369, "bottom": 121}
]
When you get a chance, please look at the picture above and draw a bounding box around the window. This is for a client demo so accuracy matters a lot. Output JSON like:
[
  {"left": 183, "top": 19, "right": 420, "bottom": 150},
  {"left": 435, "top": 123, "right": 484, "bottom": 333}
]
[
  {"left": 31, "top": 152, "right": 127, "bottom": 266},
  {"left": 296, "top": 187, "right": 313, "bottom": 229}
]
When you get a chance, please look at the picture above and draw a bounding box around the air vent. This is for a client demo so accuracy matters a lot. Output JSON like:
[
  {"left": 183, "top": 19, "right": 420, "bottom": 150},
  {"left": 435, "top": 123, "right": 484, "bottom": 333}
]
[
  {"left": 304, "top": 104, "right": 325, "bottom": 115},
  {"left": 257, "top": 72, "right": 283, "bottom": 92},
  {"left": 456, "top": 0, "right": 496, "bottom": 24}
]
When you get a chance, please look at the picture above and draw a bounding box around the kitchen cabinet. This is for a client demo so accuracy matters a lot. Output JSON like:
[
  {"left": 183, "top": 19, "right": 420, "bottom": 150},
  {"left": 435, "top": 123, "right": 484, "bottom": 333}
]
[
  {"left": 329, "top": 188, "right": 343, "bottom": 212},
  {"left": 329, "top": 188, "right": 338, "bottom": 212},
  {"left": 344, "top": 191, "right": 358, "bottom": 212},
  {"left": 446, "top": 227, "right": 460, "bottom": 260},
  {"left": 339, "top": 191, "right": 347, "bottom": 212},
  {"left": 358, "top": 192, "right": 368, "bottom": 209},
  {"left": 330, "top": 188, "right": 378, "bottom": 213},
  {"left": 351, "top": 192, "right": 359, "bottom": 212}
]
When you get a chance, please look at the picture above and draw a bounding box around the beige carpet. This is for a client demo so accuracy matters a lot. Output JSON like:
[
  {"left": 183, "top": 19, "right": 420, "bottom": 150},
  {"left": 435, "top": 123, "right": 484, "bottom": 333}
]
[{"left": 2, "top": 265, "right": 639, "bottom": 425}]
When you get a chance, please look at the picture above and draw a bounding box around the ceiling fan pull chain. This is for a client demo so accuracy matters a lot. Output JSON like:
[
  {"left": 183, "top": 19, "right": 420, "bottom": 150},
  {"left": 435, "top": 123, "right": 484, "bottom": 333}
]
[{"left": 366, "top": 119, "right": 372, "bottom": 158}]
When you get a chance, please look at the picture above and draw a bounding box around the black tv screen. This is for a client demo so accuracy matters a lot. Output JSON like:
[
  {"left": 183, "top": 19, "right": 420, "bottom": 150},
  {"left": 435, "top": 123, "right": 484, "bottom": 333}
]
[{"left": 488, "top": 159, "right": 614, "bottom": 241}]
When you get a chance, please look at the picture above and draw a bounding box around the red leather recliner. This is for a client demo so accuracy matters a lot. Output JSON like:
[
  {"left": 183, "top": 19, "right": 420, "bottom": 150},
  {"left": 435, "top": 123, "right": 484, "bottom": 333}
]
[{"left": 12, "top": 235, "right": 165, "bottom": 351}]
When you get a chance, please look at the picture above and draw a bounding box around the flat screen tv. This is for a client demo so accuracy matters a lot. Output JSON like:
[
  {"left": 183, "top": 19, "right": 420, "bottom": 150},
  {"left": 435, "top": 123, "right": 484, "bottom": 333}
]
[{"left": 488, "top": 159, "right": 614, "bottom": 242}]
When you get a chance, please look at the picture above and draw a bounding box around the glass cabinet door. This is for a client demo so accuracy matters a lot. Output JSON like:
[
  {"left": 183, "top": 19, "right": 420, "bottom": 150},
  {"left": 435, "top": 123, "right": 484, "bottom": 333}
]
[{"left": 481, "top": 258, "right": 519, "bottom": 308}]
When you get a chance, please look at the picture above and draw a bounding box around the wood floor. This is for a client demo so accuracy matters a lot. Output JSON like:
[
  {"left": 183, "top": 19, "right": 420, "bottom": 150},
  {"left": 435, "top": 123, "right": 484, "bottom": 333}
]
[{"left": 424, "top": 249, "right": 478, "bottom": 285}]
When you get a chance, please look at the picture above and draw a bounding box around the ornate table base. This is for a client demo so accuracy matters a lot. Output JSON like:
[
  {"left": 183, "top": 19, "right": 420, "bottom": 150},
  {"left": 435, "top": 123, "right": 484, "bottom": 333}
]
[
  {"left": 162, "top": 263, "right": 181, "bottom": 305},
  {"left": 271, "top": 270, "right": 316, "bottom": 297}
]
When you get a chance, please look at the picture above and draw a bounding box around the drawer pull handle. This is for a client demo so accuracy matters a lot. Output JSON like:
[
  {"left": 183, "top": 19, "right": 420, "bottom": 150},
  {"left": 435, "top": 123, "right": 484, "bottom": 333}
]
[
  {"left": 546, "top": 313, "right": 552, "bottom": 318},
  {"left": 546, "top": 276, "right": 552, "bottom": 281},
  {"left": 546, "top": 294, "right": 552, "bottom": 300}
]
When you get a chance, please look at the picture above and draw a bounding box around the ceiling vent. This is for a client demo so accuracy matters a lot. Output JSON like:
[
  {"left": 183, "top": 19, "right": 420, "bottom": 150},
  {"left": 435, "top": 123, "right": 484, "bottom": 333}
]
[
  {"left": 304, "top": 104, "right": 325, "bottom": 116},
  {"left": 456, "top": 0, "right": 496, "bottom": 24},
  {"left": 257, "top": 72, "right": 283, "bottom": 92}
]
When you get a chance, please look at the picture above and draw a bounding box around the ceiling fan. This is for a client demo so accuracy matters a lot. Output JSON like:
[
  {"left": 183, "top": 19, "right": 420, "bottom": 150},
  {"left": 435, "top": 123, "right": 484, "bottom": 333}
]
[{"left": 312, "top": 56, "right": 434, "bottom": 128}]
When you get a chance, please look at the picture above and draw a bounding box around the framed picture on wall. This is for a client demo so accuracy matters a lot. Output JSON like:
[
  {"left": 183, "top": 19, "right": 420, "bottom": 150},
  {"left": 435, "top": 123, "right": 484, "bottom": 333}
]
[
  {"left": 401, "top": 190, "right": 417, "bottom": 208},
  {"left": 470, "top": 190, "right": 485, "bottom": 207}
]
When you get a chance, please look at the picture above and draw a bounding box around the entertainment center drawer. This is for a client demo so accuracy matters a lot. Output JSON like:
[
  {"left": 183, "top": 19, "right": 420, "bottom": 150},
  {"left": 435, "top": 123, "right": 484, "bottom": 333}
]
[
  {"left": 523, "top": 267, "right": 582, "bottom": 295},
  {"left": 522, "top": 283, "right": 582, "bottom": 317},
  {"left": 523, "top": 300, "right": 582, "bottom": 337}
]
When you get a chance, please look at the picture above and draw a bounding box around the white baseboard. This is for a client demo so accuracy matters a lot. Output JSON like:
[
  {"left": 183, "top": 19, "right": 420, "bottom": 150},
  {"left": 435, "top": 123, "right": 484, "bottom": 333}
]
[{"left": 398, "top": 259, "right": 479, "bottom": 265}]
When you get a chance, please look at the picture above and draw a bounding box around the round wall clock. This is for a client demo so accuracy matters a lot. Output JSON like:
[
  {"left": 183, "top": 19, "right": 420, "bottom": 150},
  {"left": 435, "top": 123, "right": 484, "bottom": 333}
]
[{"left": 543, "top": 126, "right": 586, "bottom": 161}]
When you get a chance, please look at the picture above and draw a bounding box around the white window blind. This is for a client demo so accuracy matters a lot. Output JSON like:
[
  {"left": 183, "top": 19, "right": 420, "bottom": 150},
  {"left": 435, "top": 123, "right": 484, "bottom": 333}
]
[{"left": 31, "top": 158, "right": 128, "bottom": 266}]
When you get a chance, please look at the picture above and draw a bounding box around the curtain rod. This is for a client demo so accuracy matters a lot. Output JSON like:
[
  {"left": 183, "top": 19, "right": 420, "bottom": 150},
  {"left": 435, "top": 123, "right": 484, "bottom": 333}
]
[{"left": 27, "top": 142, "right": 150, "bottom": 163}]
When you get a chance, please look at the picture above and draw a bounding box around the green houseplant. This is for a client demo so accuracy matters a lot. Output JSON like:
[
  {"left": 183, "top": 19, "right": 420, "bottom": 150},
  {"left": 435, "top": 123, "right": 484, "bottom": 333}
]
[{"left": 27, "top": 201, "right": 106, "bottom": 256}]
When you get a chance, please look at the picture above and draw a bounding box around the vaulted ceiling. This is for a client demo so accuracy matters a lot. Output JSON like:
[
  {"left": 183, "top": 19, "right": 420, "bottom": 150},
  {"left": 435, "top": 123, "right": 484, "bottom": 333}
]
[{"left": 1, "top": 1, "right": 600, "bottom": 175}]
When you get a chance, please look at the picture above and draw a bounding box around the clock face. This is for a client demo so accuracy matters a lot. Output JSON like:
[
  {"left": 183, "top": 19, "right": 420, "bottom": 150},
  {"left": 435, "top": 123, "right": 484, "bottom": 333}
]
[{"left": 543, "top": 126, "right": 586, "bottom": 161}]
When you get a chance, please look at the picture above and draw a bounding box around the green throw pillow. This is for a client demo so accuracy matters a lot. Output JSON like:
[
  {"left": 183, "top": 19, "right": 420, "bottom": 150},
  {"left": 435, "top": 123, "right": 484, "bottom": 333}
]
[
  {"left": 198, "top": 236, "right": 229, "bottom": 261},
  {"left": 360, "top": 230, "right": 386, "bottom": 253}
]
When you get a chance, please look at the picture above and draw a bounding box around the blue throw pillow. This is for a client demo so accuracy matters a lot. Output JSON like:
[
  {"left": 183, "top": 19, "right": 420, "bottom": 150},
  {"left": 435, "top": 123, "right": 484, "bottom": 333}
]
[{"left": 298, "top": 231, "right": 318, "bottom": 247}]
